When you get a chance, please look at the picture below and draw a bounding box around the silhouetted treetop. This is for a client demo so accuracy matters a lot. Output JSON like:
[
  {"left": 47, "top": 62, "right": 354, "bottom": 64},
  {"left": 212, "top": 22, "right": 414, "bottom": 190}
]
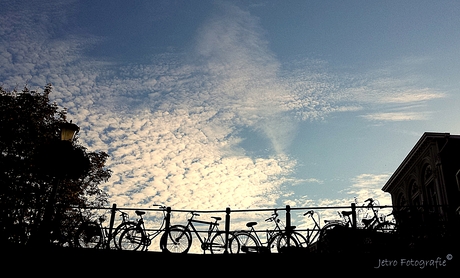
[{"left": 0, "top": 84, "right": 111, "bottom": 245}]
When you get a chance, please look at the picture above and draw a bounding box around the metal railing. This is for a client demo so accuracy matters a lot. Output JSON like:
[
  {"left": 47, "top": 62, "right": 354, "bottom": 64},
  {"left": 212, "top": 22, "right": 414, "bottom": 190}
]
[
  {"left": 3, "top": 202, "right": 456, "bottom": 253},
  {"left": 96, "top": 202, "right": 395, "bottom": 253}
]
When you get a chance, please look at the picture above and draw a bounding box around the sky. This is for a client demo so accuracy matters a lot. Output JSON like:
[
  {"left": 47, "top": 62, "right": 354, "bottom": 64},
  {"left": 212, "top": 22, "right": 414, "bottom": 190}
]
[{"left": 2, "top": 0, "right": 460, "bottom": 230}]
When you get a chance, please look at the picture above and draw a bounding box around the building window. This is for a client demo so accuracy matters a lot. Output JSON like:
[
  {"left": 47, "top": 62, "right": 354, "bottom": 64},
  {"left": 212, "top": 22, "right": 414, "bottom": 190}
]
[
  {"left": 397, "top": 192, "right": 407, "bottom": 212},
  {"left": 456, "top": 169, "right": 460, "bottom": 191},
  {"left": 423, "top": 164, "right": 433, "bottom": 183},
  {"left": 422, "top": 163, "right": 441, "bottom": 220},
  {"left": 409, "top": 180, "right": 421, "bottom": 208},
  {"left": 426, "top": 181, "right": 438, "bottom": 206}
]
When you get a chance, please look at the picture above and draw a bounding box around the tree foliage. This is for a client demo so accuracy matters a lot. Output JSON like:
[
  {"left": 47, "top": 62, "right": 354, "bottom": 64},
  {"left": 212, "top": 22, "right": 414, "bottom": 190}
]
[{"left": 0, "top": 84, "right": 111, "bottom": 245}]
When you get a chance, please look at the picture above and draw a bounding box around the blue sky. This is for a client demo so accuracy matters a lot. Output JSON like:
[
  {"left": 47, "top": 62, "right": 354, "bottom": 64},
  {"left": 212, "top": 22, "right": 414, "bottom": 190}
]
[{"left": 2, "top": 0, "right": 460, "bottom": 218}]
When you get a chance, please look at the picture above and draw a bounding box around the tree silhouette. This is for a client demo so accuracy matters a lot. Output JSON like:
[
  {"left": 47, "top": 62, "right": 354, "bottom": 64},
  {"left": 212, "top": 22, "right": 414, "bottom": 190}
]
[{"left": 0, "top": 84, "right": 111, "bottom": 245}]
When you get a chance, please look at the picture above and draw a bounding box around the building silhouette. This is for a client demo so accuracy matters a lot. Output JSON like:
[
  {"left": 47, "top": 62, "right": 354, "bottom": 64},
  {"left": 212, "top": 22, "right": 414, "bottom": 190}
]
[{"left": 382, "top": 132, "right": 460, "bottom": 246}]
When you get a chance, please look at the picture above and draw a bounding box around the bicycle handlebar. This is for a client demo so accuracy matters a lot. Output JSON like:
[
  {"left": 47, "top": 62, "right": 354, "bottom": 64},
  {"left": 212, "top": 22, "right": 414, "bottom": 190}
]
[
  {"left": 303, "top": 210, "right": 314, "bottom": 217},
  {"left": 152, "top": 204, "right": 167, "bottom": 210},
  {"left": 187, "top": 212, "right": 200, "bottom": 220},
  {"left": 265, "top": 210, "right": 279, "bottom": 222}
]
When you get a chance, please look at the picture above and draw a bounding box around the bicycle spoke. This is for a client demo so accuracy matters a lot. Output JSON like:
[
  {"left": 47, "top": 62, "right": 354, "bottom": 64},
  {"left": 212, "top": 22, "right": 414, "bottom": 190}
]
[
  {"left": 210, "top": 232, "right": 227, "bottom": 254},
  {"left": 276, "top": 232, "right": 302, "bottom": 253},
  {"left": 232, "top": 232, "right": 259, "bottom": 253},
  {"left": 112, "top": 221, "right": 137, "bottom": 250},
  {"left": 162, "top": 225, "right": 191, "bottom": 254},
  {"left": 119, "top": 228, "right": 146, "bottom": 251},
  {"left": 75, "top": 222, "right": 103, "bottom": 249}
]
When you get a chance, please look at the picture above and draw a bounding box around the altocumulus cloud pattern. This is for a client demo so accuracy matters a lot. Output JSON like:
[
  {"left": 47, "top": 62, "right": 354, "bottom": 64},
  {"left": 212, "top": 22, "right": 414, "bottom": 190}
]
[{"left": 2, "top": 0, "right": 457, "bottom": 224}]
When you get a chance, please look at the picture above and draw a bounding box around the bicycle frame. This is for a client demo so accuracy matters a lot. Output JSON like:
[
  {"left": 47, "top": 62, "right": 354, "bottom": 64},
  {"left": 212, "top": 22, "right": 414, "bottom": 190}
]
[
  {"left": 361, "top": 198, "right": 386, "bottom": 229},
  {"left": 264, "top": 213, "right": 284, "bottom": 245},
  {"left": 235, "top": 210, "right": 299, "bottom": 253},
  {"left": 303, "top": 210, "right": 322, "bottom": 246},
  {"left": 184, "top": 213, "right": 221, "bottom": 251}
]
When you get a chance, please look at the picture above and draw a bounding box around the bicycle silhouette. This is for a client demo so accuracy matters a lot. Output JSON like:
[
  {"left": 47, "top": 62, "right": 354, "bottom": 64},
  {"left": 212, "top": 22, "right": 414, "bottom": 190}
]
[
  {"left": 359, "top": 198, "right": 396, "bottom": 233},
  {"left": 303, "top": 210, "right": 322, "bottom": 247},
  {"left": 230, "top": 209, "right": 306, "bottom": 253},
  {"left": 302, "top": 209, "right": 354, "bottom": 250},
  {"left": 74, "top": 207, "right": 135, "bottom": 249},
  {"left": 118, "top": 205, "right": 169, "bottom": 251},
  {"left": 161, "top": 212, "right": 233, "bottom": 254},
  {"left": 319, "top": 198, "right": 395, "bottom": 233}
]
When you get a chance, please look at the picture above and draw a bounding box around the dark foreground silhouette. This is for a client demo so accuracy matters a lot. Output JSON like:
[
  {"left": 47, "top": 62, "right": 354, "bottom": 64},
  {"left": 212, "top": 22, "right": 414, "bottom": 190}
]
[{"left": 4, "top": 235, "right": 458, "bottom": 275}]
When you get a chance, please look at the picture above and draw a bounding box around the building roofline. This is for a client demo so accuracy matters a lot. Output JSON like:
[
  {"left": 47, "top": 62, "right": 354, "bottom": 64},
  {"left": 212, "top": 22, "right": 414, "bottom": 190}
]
[{"left": 382, "top": 132, "right": 457, "bottom": 192}]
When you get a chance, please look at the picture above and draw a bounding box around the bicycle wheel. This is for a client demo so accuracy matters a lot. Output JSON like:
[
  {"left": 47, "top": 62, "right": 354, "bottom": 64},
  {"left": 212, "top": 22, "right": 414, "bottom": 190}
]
[
  {"left": 319, "top": 223, "right": 344, "bottom": 239},
  {"left": 291, "top": 231, "right": 307, "bottom": 248},
  {"left": 74, "top": 221, "right": 103, "bottom": 249},
  {"left": 318, "top": 223, "right": 348, "bottom": 253},
  {"left": 209, "top": 231, "right": 229, "bottom": 254},
  {"left": 161, "top": 225, "right": 191, "bottom": 254},
  {"left": 118, "top": 226, "right": 147, "bottom": 251},
  {"left": 267, "top": 233, "right": 292, "bottom": 253},
  {"left": 231, "top": 232, "right": 259, "bottom": 253},
  {"left": 275, "top": 231, "right": 305, "bottom": 253},
  {"left": 112, "top": 221, "right": 137, "bottom": 250},
  {"left": 305, "top": 229, "right": 321, "bottom": 247}
]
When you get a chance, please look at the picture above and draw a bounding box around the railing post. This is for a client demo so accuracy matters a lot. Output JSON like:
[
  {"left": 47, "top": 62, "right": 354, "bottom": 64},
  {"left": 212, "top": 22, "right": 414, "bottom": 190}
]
[
  {"left": 106, "top": 203, "right": 117, "bottom": 249},
  {"left": 225, "top": 207, "right": 231, "bottom": 254},
  {"left": 165, "top": 207, "right": 171, "bottom": 234},
  {"left": 161, "top": 207, "right": 172, "bottom": 253},
  {"left": 286, "top": 205, "right": 291, "bottom": 248},
  {"left": 351, "top": 203, "right": 357, "bottom": 229}
]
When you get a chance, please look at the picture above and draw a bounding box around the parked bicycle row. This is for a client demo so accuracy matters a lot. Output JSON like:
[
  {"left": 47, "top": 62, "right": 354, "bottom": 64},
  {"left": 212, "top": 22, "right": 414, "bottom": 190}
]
[{"left": 54, "top": 198, "right": 397, "bottom": 254}]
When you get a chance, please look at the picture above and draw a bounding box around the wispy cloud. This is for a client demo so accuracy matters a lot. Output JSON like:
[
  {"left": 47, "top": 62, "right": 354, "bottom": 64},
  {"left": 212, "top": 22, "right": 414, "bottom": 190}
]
[
  {"left": 342, "top": 69, "right": 446, "bottom": 122},
  {"left": 378, "top": 88, "right": 445, "bottom": 104},
  {"left": 361, "top": 111, "right": 431, "bottom": 122}
]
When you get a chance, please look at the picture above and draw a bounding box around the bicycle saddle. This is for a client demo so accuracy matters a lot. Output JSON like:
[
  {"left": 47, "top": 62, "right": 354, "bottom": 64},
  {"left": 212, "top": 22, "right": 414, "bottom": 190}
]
[
  {"left": 135, "top": 210, "right": 146, "bottom": 216},
  {"left": 212, "top": 216, "right": 222, "bottom": 221},
  {"left": 342, "top": 211, "right": 353, "bottom": 217},
  {"left": 324, "top": 219, "right": 342, "bottom": 224},
  {"left": 246, "top": 222, "right": 257, "bottom": 228}
]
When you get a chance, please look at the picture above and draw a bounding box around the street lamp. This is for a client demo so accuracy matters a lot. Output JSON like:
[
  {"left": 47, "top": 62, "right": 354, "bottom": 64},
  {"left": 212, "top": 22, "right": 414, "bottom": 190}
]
[
  {"left": 34, "top": 121, "right": 82, "bottom": 246},
  {"left": 60, "top": 121, "right": 80, "bottom": 142}
]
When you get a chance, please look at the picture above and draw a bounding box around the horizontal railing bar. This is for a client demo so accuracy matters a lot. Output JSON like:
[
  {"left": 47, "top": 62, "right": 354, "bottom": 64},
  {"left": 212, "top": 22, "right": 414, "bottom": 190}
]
[{"left": 42, "top": 203, "right": 447, "bottom": 214}]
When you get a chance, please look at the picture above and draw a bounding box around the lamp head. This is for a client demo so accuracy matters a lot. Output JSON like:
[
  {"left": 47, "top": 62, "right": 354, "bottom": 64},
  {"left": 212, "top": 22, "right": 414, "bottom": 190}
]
[{"left": 60, "top": 121, "right": 80, "bottom": 141}]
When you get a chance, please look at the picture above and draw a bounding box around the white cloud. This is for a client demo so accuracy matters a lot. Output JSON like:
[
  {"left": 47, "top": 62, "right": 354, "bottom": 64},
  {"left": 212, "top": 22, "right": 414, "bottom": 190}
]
[
  {"left": 361, "top": 111, "right": 431, "bottom": 122},
  {"left": 379, "top": 88, "right": 445, "bottom": 104},
  {"left": 73, "top": 108, "right": 296, "bottom": 211},
  {"left": 347, "top": 173, "right": 392, "bottom": 203},
  {"left": 341, "top": 70, "right": 447, "bottom": 122}
]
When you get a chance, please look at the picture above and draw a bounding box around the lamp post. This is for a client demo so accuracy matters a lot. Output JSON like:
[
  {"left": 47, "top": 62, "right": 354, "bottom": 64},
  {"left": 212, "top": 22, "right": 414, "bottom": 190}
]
[{"left": 37, "top": 121, "right": 80, "bottom": 246}]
